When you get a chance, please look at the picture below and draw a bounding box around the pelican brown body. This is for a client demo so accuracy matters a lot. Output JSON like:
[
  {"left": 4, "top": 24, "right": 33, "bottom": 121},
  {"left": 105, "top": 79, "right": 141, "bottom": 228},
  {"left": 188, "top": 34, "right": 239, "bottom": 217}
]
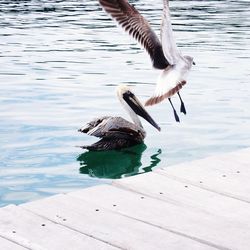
[{"left": 79, "top": 85, "right": 160, "bottom": 151}]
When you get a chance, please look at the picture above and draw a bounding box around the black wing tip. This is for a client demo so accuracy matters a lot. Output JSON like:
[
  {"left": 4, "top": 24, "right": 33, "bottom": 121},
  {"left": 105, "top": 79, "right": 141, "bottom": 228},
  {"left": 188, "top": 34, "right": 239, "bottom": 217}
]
[
  {"left": 78, "top": 128, "right": 88, "bottom": 133},
  {"left": 152, "top": 45, "right": 170, "bottom": 69}
]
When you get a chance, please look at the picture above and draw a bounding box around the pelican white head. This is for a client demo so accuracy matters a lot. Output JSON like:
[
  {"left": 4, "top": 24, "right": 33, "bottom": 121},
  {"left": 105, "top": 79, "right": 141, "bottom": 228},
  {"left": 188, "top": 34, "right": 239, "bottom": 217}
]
[{"left": 116, "top": 85, "right": 161, "bottom": 131}]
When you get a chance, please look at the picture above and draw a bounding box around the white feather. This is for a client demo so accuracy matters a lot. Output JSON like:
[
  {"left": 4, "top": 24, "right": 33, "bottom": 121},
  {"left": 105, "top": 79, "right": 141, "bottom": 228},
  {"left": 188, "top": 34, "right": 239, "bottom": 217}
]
[
  {"left": 153, "top": 57, "right": 190, "bottom": 98},
  {"left": 161, "top": 0, "right": 181, "bottom": 65}
]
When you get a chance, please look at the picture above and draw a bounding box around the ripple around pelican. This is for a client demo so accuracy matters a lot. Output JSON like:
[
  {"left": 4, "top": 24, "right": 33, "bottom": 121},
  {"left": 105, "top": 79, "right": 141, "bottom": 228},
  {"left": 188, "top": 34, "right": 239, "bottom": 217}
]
[{"left": 77, "top": 144, "right": 162, "bottom": 179}]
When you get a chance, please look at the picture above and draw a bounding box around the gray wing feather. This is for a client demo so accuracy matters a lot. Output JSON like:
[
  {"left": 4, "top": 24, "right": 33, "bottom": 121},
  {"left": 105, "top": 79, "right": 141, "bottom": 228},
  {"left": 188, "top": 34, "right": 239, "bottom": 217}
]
[
  {"left": 99, "top": 0, "right": 169, "bottom": 69},
  {"left": 79, "top": 116, "right": 144, "bottom": 140},
  {"left": 161, "top": 0, "right": 181, "bottom": 65},
  {"left": 78, "top": 116, "right": 110, "bottom": 135}
]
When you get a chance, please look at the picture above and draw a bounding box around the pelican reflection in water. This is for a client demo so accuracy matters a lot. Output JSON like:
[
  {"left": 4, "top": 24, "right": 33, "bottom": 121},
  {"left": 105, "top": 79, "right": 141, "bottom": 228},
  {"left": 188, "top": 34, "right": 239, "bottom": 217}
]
[
  {"left": 77, "top": 144, "right": 162, "bottom": 179},
  {"left": 99, "top": 0, "right": 195, "bottom": 122},
  {"left": 78, "top": 85, "right": 160, "bottom": 151}
]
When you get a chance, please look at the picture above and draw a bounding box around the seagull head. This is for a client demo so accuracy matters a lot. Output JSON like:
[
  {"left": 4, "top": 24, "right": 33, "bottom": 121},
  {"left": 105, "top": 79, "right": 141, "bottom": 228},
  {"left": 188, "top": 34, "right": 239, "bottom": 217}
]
[{"left": 184, "top": 55, "right": 195, "bottom": 67}]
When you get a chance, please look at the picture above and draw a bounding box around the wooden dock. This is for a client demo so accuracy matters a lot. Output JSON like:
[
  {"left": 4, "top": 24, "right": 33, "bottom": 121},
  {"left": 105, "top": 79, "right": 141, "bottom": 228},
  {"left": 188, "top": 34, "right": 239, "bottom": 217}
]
[{"left": 1, "top": 148, "right": 250, "bottom": 250}]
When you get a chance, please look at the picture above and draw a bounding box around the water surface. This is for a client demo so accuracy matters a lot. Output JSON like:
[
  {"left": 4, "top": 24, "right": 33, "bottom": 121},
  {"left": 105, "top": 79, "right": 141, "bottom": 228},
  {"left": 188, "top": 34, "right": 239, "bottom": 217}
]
[{"left": 0, "top": 0, "right": 250, "bottom": 207}]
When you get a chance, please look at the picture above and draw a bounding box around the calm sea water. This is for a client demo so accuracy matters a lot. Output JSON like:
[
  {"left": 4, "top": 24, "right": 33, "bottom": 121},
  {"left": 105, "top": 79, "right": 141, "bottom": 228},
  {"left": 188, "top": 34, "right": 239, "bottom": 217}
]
[{"left": 0, "top": 0, "right": 249, "bottom": 207}]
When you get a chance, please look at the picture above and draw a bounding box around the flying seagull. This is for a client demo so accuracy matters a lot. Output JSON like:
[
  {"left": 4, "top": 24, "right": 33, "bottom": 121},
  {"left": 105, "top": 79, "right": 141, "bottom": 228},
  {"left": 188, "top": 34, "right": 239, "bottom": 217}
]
[
  {"left": 99, "top": 0, "right": 195, "bottom": 122},
  {"left": 78, "top": 85, "right": 160, "bottom": 151}
]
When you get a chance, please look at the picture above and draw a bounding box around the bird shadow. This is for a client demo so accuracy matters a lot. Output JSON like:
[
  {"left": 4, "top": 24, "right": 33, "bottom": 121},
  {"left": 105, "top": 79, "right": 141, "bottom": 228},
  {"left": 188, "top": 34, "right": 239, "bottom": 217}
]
[{"left": 76, "top": 143, "right": 162, "bottom": 179}]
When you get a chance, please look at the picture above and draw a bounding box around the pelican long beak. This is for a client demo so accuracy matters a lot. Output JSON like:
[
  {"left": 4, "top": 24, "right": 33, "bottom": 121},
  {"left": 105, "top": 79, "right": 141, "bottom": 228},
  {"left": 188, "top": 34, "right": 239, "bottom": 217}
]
[{"left": 123, "top": 91, "right": 161, "bottom": 131}]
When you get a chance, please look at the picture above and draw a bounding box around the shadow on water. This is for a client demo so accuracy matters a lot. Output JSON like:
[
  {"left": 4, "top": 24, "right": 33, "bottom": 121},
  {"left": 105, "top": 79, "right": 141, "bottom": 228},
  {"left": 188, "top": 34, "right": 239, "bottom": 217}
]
[{"left": 77, "top": 144, "right": 162, "bottom": 179}]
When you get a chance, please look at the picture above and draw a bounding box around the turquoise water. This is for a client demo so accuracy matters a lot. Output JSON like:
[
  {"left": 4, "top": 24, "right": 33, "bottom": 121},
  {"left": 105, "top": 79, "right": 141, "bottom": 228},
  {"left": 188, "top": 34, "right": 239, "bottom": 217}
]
[{"left": 0, "top": 0, "right": 250, "bottom": 207}]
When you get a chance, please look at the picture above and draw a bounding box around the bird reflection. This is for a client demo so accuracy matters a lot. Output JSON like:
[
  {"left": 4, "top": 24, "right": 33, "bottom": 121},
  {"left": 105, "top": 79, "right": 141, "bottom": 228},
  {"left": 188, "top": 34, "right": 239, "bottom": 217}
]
[{"left": 77, "top": 144, "right": 162, "bottom": 179}]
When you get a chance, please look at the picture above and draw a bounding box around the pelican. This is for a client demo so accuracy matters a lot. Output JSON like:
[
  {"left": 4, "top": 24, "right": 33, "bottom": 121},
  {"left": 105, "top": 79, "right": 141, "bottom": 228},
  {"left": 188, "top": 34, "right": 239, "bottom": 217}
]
[
  {"left": 78, "top": 85, "right": 160, "bottom": 151},
  {"left": 99, "top": 0, "right": 195, "bottom": 122}
]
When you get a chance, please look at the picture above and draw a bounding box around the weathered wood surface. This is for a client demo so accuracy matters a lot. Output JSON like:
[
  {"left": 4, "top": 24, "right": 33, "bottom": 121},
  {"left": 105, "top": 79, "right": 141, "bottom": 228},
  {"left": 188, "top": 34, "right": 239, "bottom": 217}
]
[
  {"left": 22, "top": 194, "right": 213, "bottom": 250},
  {"left": 0, "top": 205, "right": 118, "bottom": 250},
  {"left": 71, "top": 182, "right": 250, "bottom": 250},
  {"left": 0, "top": 236, "right": 28, "bottom": 250},
  {"left": 0, "top": 147, "right": 250, "bottom": 250},
  {"left": 156, "top": 148, "right": 250, "bottom": 203}
]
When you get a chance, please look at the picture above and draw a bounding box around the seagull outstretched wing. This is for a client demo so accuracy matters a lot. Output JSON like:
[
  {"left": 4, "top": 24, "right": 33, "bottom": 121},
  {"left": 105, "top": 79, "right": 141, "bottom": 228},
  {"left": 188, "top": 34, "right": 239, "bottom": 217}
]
[
  {"left": 160, "top": 0, "right": 181, "bottom": 65},
  {"left": 99, "top": 0, "right": 169, "bottom": 69}
]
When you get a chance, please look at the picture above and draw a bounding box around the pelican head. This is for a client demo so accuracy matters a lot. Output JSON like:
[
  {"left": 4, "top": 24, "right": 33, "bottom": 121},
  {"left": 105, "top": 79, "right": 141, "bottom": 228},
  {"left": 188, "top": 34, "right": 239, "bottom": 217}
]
[{"left": 116, "top": 85, "right": 161, "bottom": 131}]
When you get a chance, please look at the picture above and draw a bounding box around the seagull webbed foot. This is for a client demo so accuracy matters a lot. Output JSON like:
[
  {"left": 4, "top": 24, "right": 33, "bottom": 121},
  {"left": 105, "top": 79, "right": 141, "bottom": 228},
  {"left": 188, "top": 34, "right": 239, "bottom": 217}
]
[
  {"left": 174, "top": 110, "right": 180, "bottom": 123},
  {"left": 180, "top": 102, "right": 186, "bottom": 115},
  {"left": 168, "top": 98, "right": 180, "bottom": 123},
  {"left": 177, "top": 92, "right": 187, "bottom": 115}
]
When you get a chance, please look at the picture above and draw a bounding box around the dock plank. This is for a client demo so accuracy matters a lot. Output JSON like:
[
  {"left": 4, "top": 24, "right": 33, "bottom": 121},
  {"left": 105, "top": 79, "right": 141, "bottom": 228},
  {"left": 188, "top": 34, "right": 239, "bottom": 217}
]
[
  {"left": 71, "top": 183, "right": 250, "bottom": 250},
  {"left": 0, "top": 205, "right": 118, "bottom": 250},
  {"left": 155, "top": 148, "right": 250, "bottom": 203},
  {"left": 114, "top": 172, "right": 250, "bottom": 220},
  {"left": 0, "top": 236, "right": 28, "bottom": 250},
  {"left": 22, "top": 193, "right": 216, "bottom": 250}
]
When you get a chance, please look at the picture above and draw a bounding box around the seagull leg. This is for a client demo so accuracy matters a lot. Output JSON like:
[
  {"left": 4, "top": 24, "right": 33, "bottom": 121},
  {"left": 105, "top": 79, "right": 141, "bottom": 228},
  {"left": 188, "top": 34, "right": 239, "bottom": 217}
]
[
  {"left": 168, "top": 98, "right": 180, "bottom": 122},
  {"left": 177, "top": 92, "right": 187, "bottom": 115}
]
